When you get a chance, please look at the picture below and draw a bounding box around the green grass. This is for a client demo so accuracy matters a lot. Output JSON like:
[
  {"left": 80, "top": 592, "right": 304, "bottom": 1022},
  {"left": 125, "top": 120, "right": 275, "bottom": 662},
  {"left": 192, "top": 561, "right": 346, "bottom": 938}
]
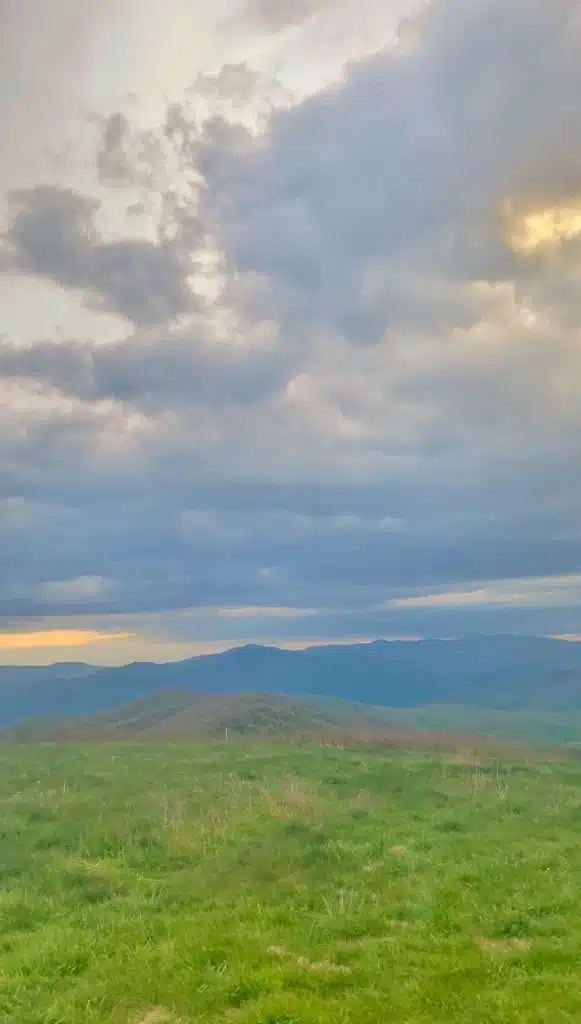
[{"left": 2, "top": 743, "right": 581, "bottom": 1022}]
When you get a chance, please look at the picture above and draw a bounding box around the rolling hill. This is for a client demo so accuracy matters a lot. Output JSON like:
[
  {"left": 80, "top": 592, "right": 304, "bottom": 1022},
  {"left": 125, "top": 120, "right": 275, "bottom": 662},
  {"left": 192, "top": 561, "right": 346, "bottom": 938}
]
[
  {"left": 2, "top": 690, "right": 544, "bottom": 759},
  {"left": 0, "top": 691, "right": 376, "bottom": 743}
]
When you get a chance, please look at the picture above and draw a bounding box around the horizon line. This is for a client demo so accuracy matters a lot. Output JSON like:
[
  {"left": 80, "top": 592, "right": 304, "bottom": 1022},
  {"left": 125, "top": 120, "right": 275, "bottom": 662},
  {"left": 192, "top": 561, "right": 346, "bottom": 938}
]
[{"left": 1, "top": 632, "right": 578, "bottom": 670}]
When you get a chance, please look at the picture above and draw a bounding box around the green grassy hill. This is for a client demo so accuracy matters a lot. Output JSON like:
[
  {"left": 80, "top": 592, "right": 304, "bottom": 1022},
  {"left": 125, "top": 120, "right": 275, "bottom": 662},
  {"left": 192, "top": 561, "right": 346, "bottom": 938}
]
[
  {"left": 7, "top": 690, "right": 581, "bottom": 749},
  {"left": 2, "top": 741, "right": 581, "bottom": 1022},
  {"left": 0, "top": 692, "right": 374, "bottom": 743}
]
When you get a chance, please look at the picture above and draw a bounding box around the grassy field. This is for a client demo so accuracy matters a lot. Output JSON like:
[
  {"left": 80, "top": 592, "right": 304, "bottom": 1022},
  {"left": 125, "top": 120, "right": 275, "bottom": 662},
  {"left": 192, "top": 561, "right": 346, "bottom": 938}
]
[{"left": 2, "top": 743, "right": 581, "bottom": 1022}]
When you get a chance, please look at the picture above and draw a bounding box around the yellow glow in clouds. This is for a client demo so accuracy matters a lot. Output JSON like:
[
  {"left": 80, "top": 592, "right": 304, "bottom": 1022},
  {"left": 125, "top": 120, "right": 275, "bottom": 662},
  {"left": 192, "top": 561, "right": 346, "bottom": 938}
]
[
  {"left": 508, "top": 200, "right": 581, "bottom": 253},
  {"left": 0, "top": 630, "right": 132, "bottom": 651}
]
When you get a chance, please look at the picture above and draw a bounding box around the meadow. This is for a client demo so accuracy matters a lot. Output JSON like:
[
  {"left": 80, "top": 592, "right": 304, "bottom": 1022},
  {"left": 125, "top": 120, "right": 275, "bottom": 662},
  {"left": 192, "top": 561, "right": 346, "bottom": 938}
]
[{"left": 1, "top": 742, "right": 581, "bottom": 1023}]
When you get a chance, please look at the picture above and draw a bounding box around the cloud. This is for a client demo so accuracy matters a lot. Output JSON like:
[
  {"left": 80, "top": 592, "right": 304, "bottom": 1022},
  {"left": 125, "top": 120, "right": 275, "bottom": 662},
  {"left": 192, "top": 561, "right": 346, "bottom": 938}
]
[
  {"left": 2, "top": 0, "right": 581, "bottom": 648},
  {"left": 508, "top": 201, "right": 581, "bottom": 255},
  {"left": 235, "top": 0, "right": 329, "bottom": 32},
  {"left": 2, "top": 186, "right": 196, "bottom": 325},
  {"left": 390, "top": 574, "right": 581, "bottom": 611},
  {"left": 0, "top": 319, "right": 290, "bottom": 413},
  {"left": 202, "top": 0, "right": 581, "bottom": 340},
  {"left": 37, "top": 576, "right": 113, "bottom": 604},
  {"left": 0, "top": 1, "right": 114, "bottom": 194},
  {"left": 217, "top": 604, "right": 317, "bottom": 619}
]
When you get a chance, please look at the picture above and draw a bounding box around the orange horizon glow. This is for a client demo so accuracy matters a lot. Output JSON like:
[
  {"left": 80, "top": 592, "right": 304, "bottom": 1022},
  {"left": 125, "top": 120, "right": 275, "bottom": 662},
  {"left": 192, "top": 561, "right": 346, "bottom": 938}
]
[
  {"left": 0, "top": 630, "right": 134, "bottom": 651},
  {"left": 0, "top": 632, "right": 385, "bottom": 666}
]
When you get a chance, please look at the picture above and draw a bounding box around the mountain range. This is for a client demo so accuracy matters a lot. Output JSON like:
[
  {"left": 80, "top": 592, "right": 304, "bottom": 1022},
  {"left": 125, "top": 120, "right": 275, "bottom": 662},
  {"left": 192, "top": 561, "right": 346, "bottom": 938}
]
[{"left": 3, "top": 634, "right": 581, "bottom": 729}]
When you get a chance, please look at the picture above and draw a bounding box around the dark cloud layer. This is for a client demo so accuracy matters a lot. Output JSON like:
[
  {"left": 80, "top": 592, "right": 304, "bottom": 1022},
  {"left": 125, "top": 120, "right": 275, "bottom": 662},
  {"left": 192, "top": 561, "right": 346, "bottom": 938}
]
[{"left": 2, "top": 0, "right": 581, "bottom": 645}]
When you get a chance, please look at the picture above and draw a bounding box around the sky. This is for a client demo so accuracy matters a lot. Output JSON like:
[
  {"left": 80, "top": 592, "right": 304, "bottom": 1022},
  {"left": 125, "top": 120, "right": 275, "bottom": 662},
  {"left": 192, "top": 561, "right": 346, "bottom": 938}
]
[{"left": 3, "top": 0, "right": 581, "bottom": 665}]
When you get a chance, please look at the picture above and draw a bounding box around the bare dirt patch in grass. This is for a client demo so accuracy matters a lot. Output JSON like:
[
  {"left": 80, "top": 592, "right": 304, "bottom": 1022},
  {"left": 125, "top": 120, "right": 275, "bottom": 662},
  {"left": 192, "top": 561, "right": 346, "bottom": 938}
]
[
  {"left": 478, "top": 937, "right": 532, "bottom": 954},
  {"left": 268, "top": 945, "right": 350, "bottom": 974}
]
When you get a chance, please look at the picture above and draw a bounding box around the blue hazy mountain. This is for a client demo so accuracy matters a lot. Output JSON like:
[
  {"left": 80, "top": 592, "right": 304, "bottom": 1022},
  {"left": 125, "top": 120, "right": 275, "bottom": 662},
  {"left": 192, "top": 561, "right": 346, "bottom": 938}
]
[{"left": 2, "top": 635, "right": 581, "bottom": 726}]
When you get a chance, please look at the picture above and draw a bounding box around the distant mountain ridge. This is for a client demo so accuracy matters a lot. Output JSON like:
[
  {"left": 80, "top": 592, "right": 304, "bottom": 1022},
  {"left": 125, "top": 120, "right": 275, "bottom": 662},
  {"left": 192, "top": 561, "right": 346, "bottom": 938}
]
[
  {"left": 3, "top": 634, "right": 581, "bottom": 727},
  {"left": 0, "top": 663, "right": 98, "bottom": 686}
]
